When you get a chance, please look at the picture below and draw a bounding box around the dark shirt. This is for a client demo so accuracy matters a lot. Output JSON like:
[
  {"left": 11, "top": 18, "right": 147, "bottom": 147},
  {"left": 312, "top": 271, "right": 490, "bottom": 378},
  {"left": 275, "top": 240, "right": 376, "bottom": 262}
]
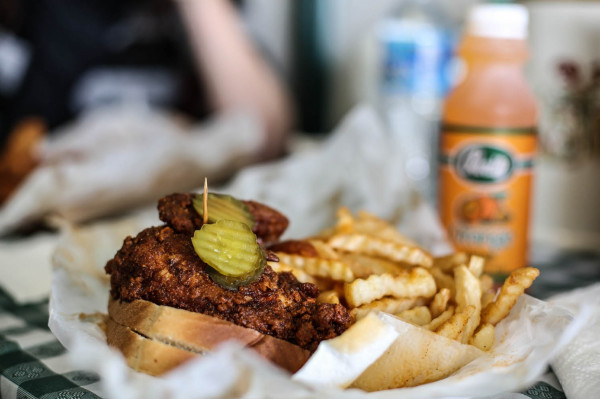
[{"left": 0, "top": 0, "right": 208, "bottom": 146}]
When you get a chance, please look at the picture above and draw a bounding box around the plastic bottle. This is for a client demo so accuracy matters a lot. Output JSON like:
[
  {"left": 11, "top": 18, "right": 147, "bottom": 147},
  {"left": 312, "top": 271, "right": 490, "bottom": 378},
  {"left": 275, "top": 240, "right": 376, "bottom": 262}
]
[
  {"left": 438, "top": 4, "right": 537, "bottom": 276},
  {"left": 377, "top": 0, "right": 454, "bottom": 200}
]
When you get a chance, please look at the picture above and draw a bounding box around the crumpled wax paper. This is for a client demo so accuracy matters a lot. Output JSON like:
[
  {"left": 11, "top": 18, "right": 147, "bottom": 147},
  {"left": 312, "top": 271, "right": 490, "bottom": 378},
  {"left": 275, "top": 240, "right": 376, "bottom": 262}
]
[
  {"left": 48, "top": 106, "right": 588, "bottom": 398},
  {"left": 0, "top": 104, "right": 265, "bottom": 235}
]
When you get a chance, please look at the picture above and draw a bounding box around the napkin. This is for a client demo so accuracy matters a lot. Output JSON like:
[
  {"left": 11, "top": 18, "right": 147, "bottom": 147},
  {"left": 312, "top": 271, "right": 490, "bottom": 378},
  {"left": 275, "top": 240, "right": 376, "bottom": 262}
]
[
  {"left": 0, "top": 104, "right": 264, "bottom": 234},
  {"left": 550, "top": 283, "right": 600, "bottom": 399},
  {"left": 0, "top": 233, "right": 55, "bottom": 303}
]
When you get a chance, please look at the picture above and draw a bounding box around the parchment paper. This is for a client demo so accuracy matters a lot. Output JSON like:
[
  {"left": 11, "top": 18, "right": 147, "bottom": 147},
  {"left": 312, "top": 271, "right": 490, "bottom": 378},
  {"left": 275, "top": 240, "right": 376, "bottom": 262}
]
[{"left": 48, "top": 106, "right": 587, "bottom": 398}]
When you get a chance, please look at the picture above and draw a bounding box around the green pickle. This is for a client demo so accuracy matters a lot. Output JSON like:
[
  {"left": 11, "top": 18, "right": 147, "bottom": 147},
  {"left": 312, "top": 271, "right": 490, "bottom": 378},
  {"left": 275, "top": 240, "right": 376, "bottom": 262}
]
[
  {"left": 193, "top": 193, "right": 255, "bottom": 227},
  {"left": 206, "top": 265, "right": 265, "bottom": 290},
  {"left": 191, "top": 219, "right": 266, "bottom": 290}
]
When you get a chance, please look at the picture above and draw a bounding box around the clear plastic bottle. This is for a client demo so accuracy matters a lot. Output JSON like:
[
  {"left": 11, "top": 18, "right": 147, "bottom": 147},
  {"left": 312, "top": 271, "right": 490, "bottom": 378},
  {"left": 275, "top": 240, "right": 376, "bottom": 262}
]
[
  {"left": 377, "top": 0, "right": 454, "bottom": 199},
  {"left": 438, "top": 4, "right": 537, "bottom": 276}
]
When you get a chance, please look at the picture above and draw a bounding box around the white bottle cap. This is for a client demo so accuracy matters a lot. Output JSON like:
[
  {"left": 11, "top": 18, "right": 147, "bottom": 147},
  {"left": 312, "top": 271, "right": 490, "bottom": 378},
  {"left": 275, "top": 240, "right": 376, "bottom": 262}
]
[{"left": 466, "top": 4, "right": 529, "bottom": 39}]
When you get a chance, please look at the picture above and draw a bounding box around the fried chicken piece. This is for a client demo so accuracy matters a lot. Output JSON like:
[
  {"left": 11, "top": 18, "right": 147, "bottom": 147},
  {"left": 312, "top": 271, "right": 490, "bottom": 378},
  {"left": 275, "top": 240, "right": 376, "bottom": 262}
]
[
  {"left": 0, "top": 118, "right": 45, "bottom": 204},
  {"left": 105, "top": 225, "right": 351, "bottom": 351},
  {"left": 158, "top": 193, "right": 289, "bottom": 243},
  {"left": 157, "top": 193, "right": 203, "bottom": 237},
  {"left": 268, "top": 240, "right": 319, "bottom": 257}
]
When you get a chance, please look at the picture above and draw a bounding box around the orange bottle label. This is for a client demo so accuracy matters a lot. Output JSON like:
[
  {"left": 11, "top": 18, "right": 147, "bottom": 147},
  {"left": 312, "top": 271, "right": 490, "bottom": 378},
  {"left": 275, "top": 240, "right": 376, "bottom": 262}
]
[{"left": 439, "top": 125, "right": 536, "bottom": 275}]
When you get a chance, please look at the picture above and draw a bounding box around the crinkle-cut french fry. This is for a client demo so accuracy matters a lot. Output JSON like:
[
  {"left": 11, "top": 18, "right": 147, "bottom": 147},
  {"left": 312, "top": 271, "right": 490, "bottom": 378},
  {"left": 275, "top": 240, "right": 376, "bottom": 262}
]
[
  {"left": 355, "top": 210, "right": 418, "bottom": 246},
  {"left": 425, "top": 306, "right": 455, "bottom": 331},
  {"left": 470, "top": 323, "right": 495, "bottom": 352},
  {"left": 433, "top": 252, "right": 468, "bottom": 272},
  {"left": 333, "top": 207, "right": 418, "bottom": 246},
  {"left": 268, "top": 261, "right": 316, "bottom": 284},
  {"left": 436, "top": 305, "right": 476, "bottom": 341},
  {"left": 396, "top": 306, "right": 431, "bottom": 326},
  {"left": 429, "top": 288, "right": 451, "bottom": 318},
  {"left": 350, "top": 297, "right": 425, "bottom": 321},
  {"left": 454, "top": 266, "right": 482, "bottom": 311},
  {"left": 468, "top": 255, "right": 485, "bottom": 277},
  {"left": 330, "top": 281, "right": 346, "bottom": 297},
  {"left": 344, "top": 267, "right": 436, "bottom": 308},
  {"left": 311, "top": 226, "right": 337, "bottom": 241},
  {"left": 460, "top": 315, "right": 480, "bottom": 344},
  {"left": 328, "top": 233, "right": 433, "bottom": 268},
  {"left": 481, "top": 267, "right": 540, "bottom": 325},
  {"left": 339, "top": 253, "right": 405, "bottom": 279},
  {"left": 481, "top": 290, "right": 496, "bottom": 309},
  {"left": 317, "top": 290, "right": 340, "bottom": 305},
  {"left": 431, "top": 267, "right": 455, "bottom": 299},
  {"left": 479, "top": 274, "right": 495, "bottom": 293},
  {"left": 308, "top": 239, "right": 340, "bottom": 260},
  {"left": 275, "top": 253, "right": 354, "bottom": 282},
  {"left": 454, "top": 265, "right": 482, "bottom": 344},
  {"left": 336, "top": 207, "right": 355, "bottom": 234}
]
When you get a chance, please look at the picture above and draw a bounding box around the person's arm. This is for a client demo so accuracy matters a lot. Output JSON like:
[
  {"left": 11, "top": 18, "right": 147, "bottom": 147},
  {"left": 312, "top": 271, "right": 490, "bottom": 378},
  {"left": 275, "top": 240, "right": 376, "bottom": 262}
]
[{"left": 176, "top": 0, "right": 293, "bottom": 159}]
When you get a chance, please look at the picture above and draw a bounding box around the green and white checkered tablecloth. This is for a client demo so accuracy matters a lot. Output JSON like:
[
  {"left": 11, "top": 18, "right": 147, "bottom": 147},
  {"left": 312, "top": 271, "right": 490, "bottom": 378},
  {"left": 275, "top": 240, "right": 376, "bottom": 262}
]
[
  {"left": 1, "top": 247, "right": 598, "bottom": 399},
  {"left": 0, "top": 288, "right": 103, "bottom": 398}
]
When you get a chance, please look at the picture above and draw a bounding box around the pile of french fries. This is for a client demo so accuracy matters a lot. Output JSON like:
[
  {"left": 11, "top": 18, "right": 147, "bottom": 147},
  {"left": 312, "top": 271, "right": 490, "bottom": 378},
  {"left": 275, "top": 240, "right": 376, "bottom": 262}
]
[{"left": 270, "top": 208, "right": 539, "bottom": 352}]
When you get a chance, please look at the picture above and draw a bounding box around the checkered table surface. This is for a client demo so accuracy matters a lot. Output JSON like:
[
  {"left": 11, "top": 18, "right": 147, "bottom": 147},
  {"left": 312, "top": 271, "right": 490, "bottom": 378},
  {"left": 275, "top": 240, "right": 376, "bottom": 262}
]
[{"left": 1, "top": 247, "right": 598, "bottom": 399}]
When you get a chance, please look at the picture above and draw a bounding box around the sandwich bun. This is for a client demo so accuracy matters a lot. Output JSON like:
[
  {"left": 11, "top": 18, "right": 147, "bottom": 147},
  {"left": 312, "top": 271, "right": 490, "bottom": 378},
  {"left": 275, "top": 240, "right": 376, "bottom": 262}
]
[{"left": 107, "top": 298, "right": 311, "bottom": 375}]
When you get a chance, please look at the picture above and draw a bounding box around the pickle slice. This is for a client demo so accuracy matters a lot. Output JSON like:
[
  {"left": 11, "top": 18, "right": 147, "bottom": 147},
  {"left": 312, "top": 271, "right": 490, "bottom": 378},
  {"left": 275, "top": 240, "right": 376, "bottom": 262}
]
[
  {"left": 191, "top": 219, "right": 266, "bottom": 280},
  {"left": 206, "top": 262, "right": 265, "bottom": 290},
  {"left": 193, "top": 193, "right": 255, "bottom": 228}
]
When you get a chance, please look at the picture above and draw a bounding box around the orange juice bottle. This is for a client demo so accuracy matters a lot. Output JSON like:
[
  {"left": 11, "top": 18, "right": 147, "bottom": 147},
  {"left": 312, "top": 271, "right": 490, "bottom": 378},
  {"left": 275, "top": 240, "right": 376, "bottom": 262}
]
[{"left": 439, "top": 4, "right": 537, "bottom": 277}]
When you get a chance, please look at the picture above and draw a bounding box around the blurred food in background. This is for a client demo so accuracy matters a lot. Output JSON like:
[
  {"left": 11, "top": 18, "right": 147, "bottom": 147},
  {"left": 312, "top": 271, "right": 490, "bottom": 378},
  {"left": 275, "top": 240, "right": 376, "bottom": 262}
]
[{"left": 0, "top": 117, "right": 44, "bottom": 204}]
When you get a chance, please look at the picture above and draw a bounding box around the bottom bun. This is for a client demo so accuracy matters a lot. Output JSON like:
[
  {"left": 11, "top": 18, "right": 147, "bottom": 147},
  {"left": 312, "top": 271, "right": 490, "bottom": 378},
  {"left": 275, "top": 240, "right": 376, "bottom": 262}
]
[
  {"left": 107, "top": 298, "right": 311, "bottom": 375},
  {"left": 106, "top": 318, "right": 197, "bottom": 376}
]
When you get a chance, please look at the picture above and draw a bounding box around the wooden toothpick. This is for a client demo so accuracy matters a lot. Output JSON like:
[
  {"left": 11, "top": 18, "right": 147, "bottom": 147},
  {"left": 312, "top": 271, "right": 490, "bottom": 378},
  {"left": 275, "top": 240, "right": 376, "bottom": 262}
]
[{"left": 203, "top": 177, "right": 208, "bottom": 224}]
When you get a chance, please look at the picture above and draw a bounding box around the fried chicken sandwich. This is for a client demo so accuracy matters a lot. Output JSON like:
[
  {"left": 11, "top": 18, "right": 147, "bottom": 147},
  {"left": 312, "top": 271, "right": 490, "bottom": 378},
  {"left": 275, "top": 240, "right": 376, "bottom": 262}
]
[{"left": 105, "top": 193, "right": 352, "bottom": 375}]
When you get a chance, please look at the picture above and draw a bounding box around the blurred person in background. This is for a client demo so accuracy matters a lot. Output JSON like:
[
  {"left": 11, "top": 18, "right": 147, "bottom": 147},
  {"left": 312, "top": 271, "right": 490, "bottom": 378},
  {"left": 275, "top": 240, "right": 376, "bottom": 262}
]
[{"left": 0, "top": 0, "right": 293, "bottom": 203}]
